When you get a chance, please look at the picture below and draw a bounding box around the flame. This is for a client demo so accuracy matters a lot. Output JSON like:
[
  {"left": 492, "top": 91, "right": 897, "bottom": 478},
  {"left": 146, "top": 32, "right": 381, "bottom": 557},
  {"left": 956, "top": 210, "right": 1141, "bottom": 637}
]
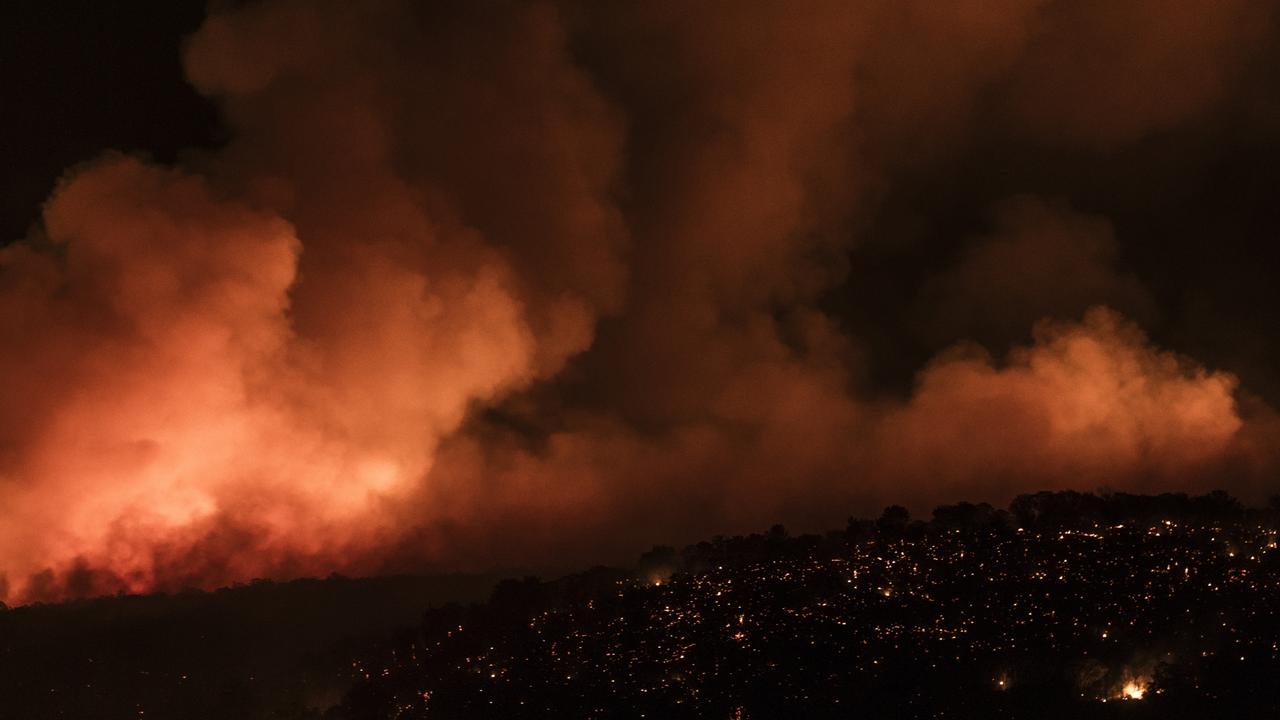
[{"left": 1120, "top": 678, "right": 1148, "bottom": 700}]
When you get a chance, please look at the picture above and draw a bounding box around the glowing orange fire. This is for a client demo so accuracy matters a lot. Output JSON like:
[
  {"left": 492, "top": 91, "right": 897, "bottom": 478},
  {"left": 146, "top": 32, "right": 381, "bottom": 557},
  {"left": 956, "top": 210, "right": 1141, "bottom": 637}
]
[{"left": 1120, "top": 678, "right": 1148, "bottom": 700}]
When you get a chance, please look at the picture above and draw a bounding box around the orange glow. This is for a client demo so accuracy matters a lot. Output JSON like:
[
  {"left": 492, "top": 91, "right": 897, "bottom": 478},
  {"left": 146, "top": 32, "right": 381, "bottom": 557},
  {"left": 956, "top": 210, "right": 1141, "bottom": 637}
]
[
  {"left": 1120, "top": 679, "right": 1147, "bottom": 700},
  {"left": 2, "top": 0, "right": 1279, "bottom": 606}
]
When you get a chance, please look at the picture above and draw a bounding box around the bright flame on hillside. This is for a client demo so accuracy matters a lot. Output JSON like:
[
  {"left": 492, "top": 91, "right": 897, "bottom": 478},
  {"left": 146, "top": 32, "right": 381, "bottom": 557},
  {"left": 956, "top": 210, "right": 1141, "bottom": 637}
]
[{"left": 1120, "top": 679, "right": 1148, "bottom": 700}]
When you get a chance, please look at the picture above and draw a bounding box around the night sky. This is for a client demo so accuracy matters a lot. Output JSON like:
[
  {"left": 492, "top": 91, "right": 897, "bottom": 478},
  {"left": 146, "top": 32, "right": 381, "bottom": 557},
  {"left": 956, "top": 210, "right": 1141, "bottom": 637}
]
[{"left": 3, "top": 0, "right": 1280, "bottom": 605}]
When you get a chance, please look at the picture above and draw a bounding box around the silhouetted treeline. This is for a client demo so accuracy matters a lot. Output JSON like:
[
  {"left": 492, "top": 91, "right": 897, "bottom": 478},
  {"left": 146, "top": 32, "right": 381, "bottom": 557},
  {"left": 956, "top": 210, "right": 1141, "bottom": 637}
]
[{"left": 640, "top": 490, "right": 1266, "bottom": 581}]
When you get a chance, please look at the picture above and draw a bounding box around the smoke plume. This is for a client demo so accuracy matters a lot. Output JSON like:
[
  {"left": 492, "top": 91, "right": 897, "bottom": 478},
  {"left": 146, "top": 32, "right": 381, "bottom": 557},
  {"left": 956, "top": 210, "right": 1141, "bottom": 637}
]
[{"left": 1, "top": 0, "right": 1277, "bottom": 603}]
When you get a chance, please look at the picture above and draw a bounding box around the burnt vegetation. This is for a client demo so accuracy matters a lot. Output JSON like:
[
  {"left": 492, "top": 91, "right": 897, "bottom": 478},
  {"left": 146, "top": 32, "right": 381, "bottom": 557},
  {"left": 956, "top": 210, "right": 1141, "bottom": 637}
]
[{"left": 8, "top": 490, "right": 1280, "bottom": 719}]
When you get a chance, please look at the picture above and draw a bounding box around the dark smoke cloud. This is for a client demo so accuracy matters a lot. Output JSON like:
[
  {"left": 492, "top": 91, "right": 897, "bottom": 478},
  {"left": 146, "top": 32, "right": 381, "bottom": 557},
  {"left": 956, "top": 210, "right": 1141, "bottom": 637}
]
[
  {"left": 998, "top": 0, "right": 1272, "bottom": 147},
  {"left": 918, "top": 195, "right": 1155, "bottom": 345},
  {"left": 2, "top": 0, "right": 1278, "bottom": 603}
]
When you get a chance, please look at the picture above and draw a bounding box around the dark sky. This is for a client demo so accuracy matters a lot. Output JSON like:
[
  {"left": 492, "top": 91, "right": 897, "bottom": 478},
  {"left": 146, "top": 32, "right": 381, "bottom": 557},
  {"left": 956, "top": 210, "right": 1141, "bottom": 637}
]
[
  {"left": 0, "top": 1, "right": 220, "bottom": 241},
  {"left": 3, "top": 0, "right": 1280, "bottom": 603}
]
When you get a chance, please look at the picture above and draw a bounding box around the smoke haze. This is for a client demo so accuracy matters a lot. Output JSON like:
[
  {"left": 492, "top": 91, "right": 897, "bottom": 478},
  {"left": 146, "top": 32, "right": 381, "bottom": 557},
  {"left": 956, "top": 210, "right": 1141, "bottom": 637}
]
[{"left": 2, "top": 0, "right": 1278, "bottom": 603}]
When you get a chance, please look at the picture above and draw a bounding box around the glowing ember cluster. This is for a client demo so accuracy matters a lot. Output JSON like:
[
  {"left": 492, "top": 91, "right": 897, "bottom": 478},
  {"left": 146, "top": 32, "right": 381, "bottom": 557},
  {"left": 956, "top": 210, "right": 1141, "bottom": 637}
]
[{"left": 331, "top": 517, "right": 1280, "bottom": 717}]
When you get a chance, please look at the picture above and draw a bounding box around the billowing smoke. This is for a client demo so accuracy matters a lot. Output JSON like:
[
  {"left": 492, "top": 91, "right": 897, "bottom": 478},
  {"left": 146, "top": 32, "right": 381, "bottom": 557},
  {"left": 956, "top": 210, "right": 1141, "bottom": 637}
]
[
  {"left": 917, "top": 196, "right": 1155, "bottom": 345},
  {"left": 880, "top": 308, "right": 1247, "bottom": 500},
  {"left": 1, "top": 0, "right": 1276, "bottom": 603}
]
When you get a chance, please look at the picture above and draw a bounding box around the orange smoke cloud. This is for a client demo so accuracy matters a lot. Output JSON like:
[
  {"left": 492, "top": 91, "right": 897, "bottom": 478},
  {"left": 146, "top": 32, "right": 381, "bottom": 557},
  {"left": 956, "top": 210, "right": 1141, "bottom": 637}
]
[
  {"left": 0, "top": 155, "right": 547, "bottom": 602},
  {"left": 400, "top": 308, "right": 1258, "bottom": 573},
  {"left": 876, "top": 308, "right": 1246, "bottom": 501},
  {"left": 1, "top": 0, "right": 1277, "bottom": 603}
]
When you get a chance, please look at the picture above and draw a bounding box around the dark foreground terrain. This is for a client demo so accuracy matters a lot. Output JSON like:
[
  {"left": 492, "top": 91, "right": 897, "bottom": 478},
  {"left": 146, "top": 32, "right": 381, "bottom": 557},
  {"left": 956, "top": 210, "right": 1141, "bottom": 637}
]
[
  {"left": 8, "top": 491, "right": 1280, "bottom": 719},
  {"left": 0, "top": 573, "right": 498, "bottom": 719}
]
